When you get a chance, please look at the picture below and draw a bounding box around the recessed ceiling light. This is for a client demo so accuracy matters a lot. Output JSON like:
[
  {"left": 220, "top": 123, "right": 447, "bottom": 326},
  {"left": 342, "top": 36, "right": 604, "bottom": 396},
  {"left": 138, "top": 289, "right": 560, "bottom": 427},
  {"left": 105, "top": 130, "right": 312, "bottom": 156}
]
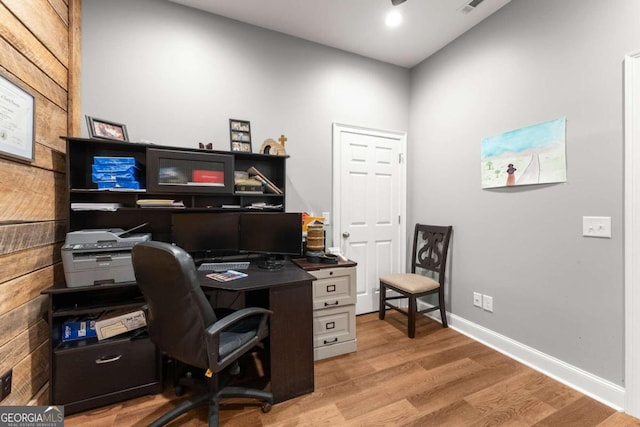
[{"left": 385, "top": 10, "right": 402, "bottom": 27}]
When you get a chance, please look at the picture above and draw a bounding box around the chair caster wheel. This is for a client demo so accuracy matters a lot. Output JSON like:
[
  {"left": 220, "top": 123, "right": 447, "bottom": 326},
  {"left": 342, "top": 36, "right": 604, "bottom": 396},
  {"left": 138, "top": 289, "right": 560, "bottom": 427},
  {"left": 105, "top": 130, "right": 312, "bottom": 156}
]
[
  {"left": 261, "top": 402, "right": 272, "bottom": 413},
  {"left": 174, "top": 385, "right": 184, "bottom": 396}
]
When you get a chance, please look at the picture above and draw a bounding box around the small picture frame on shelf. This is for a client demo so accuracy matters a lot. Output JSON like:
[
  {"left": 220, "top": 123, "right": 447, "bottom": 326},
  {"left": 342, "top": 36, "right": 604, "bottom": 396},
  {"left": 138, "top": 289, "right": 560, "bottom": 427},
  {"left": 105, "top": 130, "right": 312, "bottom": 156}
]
[
  {"left": 86, "top": 115, "right": 129, "bottom": 141},
  {"left": 229, "top": 119, "right": 252, "bottom": 152}
]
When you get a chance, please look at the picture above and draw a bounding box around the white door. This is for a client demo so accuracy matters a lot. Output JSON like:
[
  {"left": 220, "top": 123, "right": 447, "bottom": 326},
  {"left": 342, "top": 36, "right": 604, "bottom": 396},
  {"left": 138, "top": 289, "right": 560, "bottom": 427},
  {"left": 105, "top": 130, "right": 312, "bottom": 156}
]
[{"left": 332, "top": 123, "right": 407, "bottom": 314}]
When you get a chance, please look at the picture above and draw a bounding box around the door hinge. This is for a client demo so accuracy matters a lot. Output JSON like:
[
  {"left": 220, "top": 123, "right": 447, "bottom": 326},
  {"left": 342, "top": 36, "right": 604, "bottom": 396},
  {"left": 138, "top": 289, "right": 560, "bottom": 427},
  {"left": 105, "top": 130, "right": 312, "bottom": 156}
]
[
  {"left": 398, "top": 215, "right": 401, "bottom": 224},
  {"left": 399, "top": 153, "right": 404, "bottom": 163}
]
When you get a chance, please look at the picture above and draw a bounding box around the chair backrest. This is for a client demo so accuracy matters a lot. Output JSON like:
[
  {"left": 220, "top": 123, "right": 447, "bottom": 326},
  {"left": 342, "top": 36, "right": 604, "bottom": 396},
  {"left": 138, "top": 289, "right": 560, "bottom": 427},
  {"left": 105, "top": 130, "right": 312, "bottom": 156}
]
[
  {"left": 410, "top": 224, "right": 453, "bottom": 286},
  {"left": 131, "top": 241, "right": 217, "bottom": 370}
]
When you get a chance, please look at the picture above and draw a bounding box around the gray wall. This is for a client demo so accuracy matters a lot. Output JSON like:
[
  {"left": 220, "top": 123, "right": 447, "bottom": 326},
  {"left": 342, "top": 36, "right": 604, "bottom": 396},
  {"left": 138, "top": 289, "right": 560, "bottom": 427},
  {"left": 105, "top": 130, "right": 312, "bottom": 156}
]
[
  {"left": 409, "top": 0, "right": 640, "bottom": 385},
  {"left": 81, "top": 0, "right": 410, "bottom": 220},
  {"left": 82, "top": 0, "right": 637, "bottom": 386}
]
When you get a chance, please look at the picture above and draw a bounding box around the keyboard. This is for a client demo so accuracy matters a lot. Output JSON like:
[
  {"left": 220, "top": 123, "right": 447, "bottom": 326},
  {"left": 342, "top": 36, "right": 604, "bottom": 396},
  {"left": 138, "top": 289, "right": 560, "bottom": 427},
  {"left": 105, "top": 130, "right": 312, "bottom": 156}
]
[{"left": 198, "top": 261, "right": 250, "bottom": 272}]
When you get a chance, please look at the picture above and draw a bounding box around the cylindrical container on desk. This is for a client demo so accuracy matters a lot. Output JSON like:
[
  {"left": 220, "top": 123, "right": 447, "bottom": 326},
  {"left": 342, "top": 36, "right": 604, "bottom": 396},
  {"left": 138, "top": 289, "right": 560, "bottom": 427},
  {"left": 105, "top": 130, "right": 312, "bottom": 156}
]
[{"left": 306, "top": 224, "right": 325, "bottom": 252}]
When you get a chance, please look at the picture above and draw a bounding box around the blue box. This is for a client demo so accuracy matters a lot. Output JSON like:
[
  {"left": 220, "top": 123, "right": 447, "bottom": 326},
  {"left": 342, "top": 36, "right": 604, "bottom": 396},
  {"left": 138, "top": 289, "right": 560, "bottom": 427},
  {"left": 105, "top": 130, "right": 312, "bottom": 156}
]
[
  {"left": 92, "top": 164, "right": 140, "bottom": 174},
  {"left": 97, "top": 180, "right": 142, "bottom": 189},
  {"left": 62, "top": 316, "right": 98, "bottom": 342},
  {"left": 93, "top": 156, "right": 138, "bottom": 166},
  {"left": 92, "top": 171, "right": 139, "bottom": 183}
]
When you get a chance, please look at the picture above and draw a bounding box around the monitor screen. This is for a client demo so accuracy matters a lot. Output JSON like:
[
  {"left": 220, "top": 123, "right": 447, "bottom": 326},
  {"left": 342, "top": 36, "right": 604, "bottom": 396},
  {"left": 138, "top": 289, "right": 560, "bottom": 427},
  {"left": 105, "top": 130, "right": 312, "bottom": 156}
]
[
  {"left": 171, "top": 212, "right": 240, "bottom": 256},
  {"left": 239, "top": 212, "right": 303, "bottom": 257}
]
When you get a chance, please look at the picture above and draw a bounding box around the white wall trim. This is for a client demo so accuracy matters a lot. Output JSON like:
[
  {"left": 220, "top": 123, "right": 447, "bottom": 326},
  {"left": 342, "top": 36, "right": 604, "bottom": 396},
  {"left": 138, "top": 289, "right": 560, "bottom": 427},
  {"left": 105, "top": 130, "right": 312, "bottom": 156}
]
[
  {"left": 448, "top": 313, "right": 624, "bottom": 411},
  {"left": 416, "top": 302, "right": 625, "bottom": 410},
  {"left": 624, "top": 50, "right": 640, "bottom": 418}
]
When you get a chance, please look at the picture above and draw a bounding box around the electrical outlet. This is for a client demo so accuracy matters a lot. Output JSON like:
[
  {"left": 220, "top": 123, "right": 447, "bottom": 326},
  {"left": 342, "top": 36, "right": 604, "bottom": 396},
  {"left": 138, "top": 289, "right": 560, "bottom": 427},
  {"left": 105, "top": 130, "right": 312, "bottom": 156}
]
[
  {"left": 0, "top": 369, "right": 12, "bottom": 400},
  {"left": 482, "top": 295, "right": 494, "bottom": 313},
  {"left": 322, "top": 211, "right": 331, "bottom": 225},
  {"left": 473, "top": 292, "right": 482, "bottom": 308}
]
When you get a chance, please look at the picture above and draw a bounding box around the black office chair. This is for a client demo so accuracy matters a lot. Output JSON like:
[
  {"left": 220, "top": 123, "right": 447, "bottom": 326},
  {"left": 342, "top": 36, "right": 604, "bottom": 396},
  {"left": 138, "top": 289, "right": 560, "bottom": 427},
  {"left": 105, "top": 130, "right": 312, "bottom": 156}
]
[
  {"left": 131, "top": 241, "right": 273, "bottom": 427},
  {"left": 379, "top": 224, "right": 452, "bottom": 338}
]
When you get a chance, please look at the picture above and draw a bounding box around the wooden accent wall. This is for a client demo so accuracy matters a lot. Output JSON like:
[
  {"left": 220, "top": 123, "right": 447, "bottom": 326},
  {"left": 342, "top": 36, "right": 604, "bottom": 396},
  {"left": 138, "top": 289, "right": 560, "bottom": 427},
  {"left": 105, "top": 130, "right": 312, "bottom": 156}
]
[{"left": 0, "top": 0, "right": 80, "bottom": 405}]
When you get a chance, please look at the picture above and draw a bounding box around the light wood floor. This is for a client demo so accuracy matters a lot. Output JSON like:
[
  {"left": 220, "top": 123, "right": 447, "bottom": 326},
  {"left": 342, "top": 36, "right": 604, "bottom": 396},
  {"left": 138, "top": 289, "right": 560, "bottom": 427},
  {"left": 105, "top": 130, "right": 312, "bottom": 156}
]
[{"left": 66, "top": 312, "right": 640, "bottom": 426}]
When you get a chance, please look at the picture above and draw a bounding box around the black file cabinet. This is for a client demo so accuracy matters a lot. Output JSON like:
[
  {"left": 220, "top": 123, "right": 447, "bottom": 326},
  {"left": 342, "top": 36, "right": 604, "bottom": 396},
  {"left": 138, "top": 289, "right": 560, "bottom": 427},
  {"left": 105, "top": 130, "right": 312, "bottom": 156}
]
[{"left": 42, "top": 283, "right": 162, "bottom": 415}]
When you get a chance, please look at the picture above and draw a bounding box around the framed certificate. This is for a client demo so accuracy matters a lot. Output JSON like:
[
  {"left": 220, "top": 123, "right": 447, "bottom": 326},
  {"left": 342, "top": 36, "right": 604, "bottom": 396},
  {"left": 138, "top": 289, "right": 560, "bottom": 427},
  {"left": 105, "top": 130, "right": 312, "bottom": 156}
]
[{"left": 0, "top": 73, "right": 35, "bottom": 162}]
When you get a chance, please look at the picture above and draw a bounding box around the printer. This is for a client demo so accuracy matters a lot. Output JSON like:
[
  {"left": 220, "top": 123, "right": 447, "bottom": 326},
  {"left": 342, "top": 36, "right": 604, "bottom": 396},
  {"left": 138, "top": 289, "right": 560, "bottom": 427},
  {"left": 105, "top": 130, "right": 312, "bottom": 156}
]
[{"left": 62, "top": 226, "right": 151, "bottom": 288}]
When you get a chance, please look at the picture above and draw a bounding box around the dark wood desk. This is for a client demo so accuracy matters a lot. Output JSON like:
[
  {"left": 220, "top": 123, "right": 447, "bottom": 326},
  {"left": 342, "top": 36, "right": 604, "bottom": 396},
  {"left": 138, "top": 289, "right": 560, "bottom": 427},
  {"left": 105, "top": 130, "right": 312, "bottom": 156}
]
[{"left": 198, "top": 260, "right": 316, "bottom": 404}]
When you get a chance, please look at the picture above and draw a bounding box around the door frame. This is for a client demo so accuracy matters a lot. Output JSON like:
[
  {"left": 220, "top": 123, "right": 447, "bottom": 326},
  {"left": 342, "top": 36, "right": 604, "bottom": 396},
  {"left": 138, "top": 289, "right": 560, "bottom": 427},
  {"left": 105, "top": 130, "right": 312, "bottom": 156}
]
[
  {"left": 625, "top": 50, "right": 640, "bottom": 418},
  {"left": 331, "top": 122, "right": 408, "bottom": 290}
]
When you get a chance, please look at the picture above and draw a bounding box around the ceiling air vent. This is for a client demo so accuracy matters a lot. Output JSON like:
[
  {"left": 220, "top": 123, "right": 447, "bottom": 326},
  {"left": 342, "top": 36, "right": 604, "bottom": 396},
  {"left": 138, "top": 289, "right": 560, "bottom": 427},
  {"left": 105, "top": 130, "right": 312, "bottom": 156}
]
[{"left": 461, "top": 0, "right": 485, "bottom": 14}]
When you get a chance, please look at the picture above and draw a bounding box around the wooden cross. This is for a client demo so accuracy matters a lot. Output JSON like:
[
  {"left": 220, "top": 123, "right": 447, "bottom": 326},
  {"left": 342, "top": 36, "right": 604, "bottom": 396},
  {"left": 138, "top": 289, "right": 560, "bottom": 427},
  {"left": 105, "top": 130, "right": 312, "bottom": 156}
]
[{"left": 278, "top": 134, "right": 287, "bottom": 147}]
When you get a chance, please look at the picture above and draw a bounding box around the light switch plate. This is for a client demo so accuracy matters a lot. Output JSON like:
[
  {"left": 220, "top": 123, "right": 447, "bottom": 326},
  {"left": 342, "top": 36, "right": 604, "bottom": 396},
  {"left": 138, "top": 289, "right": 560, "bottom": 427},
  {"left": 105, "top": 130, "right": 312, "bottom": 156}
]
[
  {"left": 583, "top": 216, "right": 611, "bottom": 238},
  {"left": 322, "top": 211, "right": 331, "bottom": 225}
]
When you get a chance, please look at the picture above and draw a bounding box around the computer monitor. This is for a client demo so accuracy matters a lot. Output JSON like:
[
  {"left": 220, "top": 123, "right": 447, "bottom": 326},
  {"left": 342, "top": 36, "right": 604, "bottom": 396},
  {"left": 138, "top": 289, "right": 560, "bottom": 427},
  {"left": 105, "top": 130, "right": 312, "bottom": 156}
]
[
  {"left": 171, "top": 212, "right": 240, "bottom": 258},
  {"left": 239, "top": 212, "right": 303, "bottom": 269}
]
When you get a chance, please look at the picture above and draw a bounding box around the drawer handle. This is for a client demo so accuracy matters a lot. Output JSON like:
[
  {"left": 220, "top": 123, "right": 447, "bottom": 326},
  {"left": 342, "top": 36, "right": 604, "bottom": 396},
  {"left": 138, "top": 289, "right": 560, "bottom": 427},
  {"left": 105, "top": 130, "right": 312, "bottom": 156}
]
[
  {"left": 326, "top": 285, "right": 336, "bottom": 292},
  {"left": 324, "top": 301, "right": 339, "bottom": 307},
  {"left": 326, "top": 322, "right": 335, "bottom": 330},
  {"left": 324, "top": 338, "right": 338, "bottom": 344},
  {"left": 95, "top": 354, "right": 122, "bottom": 364}
]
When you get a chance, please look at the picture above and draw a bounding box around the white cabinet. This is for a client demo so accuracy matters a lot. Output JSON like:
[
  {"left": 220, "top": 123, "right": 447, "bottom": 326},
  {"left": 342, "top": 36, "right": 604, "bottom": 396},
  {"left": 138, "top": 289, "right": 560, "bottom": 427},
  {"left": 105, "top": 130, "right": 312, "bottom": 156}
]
[{"left": 309, "top": 265, "right": 357, "bottom": 360}]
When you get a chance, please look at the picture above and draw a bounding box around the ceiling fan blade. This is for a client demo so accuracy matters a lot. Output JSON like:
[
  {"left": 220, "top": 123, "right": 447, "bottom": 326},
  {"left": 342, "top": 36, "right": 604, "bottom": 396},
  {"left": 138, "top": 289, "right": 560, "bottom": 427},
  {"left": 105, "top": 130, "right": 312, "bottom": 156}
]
[{"left": 391, "top": 0, "right": 407, "bottom": 5}]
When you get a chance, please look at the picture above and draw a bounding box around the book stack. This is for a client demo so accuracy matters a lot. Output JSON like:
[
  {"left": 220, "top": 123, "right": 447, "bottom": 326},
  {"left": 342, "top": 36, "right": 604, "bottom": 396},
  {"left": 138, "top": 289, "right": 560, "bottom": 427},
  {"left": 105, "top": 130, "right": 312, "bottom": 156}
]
[
  {"left": 234, "top": 171, "right": 263, "bottom": 194},
  {"left": 136, "top": 199, "right": 185, "bottom": 208},
  {"left": 92, "top": 156, "right": 142, "bottom": 190},
  {"left": 71, "top": 202, "right": 122, "bottom": 211},
  {"left": 248, "top": 166, "right": 282, "bottom": 194}
]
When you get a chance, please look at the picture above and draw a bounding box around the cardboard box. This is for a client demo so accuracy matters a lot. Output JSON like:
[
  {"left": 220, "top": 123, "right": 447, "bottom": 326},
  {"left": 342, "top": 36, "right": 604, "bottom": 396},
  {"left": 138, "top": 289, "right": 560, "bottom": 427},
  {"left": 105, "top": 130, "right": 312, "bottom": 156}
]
[
  {"left": 95, "top": 309, "right": 146, "bottom": 340},
  {"left": 62, "top": 316, "right": 99, "bottom": 342}
]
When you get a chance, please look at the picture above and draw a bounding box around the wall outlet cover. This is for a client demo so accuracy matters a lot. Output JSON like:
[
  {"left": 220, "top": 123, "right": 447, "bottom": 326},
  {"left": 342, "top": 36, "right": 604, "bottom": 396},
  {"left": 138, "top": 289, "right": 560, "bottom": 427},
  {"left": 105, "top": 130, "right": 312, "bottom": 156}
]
[
  {"left": 0, "top": 369, "right": 12, "bottom": 401},
  {"left": 482, "top": 295, "right": 494, "bottom": 312},
  {"left": 473, "top": 292, "right": 482, "bottom": 308},
  {"left": 582, "top": 216, "right": 611, "bottom": 238}
]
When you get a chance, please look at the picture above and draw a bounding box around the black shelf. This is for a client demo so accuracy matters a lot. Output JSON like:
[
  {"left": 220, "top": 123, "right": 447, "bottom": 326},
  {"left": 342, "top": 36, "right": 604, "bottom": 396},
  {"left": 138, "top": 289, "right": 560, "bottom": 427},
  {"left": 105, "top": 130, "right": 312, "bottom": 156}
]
[{"left": 65, "top": 137, "right": 289, "bottom": 238}]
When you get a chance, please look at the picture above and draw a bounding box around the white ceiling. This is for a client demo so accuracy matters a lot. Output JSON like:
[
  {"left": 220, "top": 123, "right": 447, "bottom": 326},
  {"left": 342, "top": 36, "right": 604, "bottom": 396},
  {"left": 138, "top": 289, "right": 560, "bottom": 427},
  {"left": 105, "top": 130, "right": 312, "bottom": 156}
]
[{"left": 168, "top": 0, "right": 511, "bottom": 68}]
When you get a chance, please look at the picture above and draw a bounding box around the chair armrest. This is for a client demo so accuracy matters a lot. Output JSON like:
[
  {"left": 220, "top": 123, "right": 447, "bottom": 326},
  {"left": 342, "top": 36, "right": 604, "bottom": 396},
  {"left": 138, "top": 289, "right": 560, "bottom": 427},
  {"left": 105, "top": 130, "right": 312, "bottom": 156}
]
[
  {"left": 205, "top": 307, "right": 271, "bottom": 336},
  {"left": 204, "top": 307, "right": 272, "bottom": 372}
]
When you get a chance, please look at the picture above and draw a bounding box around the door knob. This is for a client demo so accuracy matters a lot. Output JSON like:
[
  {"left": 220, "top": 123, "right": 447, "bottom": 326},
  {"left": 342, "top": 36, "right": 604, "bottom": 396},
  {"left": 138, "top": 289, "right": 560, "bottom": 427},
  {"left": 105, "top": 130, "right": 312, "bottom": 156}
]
[{"left": 342, "top": 232, "right": 350, "bottom": 238}]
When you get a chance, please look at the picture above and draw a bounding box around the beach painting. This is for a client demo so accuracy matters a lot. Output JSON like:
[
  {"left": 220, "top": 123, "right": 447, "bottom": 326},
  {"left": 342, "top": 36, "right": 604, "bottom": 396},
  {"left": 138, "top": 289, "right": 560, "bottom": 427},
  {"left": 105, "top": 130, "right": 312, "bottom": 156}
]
[{"left": 481, "top": 118, "right": 567, "bottom": 189}]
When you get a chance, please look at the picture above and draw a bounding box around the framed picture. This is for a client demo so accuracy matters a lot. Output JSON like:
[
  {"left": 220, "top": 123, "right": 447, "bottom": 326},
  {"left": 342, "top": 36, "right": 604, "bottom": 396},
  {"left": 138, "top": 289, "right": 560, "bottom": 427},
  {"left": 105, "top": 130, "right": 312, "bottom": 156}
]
[
  {"left": 0, "top": 73, "right": 35, "bottom": 162},
  {"left": 229, "top": 119, "right": 251, "bottom": 152},
  {"left": 86, "top": 116, "right": 129, "bottom": 141}
]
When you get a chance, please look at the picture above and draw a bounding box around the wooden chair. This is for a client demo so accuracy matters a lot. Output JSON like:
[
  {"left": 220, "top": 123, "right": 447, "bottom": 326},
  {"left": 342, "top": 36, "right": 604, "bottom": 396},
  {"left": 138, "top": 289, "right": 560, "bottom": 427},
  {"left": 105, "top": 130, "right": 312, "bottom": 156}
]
[{"left": 379, "top": 224, "right": 452, "bottom": 338}]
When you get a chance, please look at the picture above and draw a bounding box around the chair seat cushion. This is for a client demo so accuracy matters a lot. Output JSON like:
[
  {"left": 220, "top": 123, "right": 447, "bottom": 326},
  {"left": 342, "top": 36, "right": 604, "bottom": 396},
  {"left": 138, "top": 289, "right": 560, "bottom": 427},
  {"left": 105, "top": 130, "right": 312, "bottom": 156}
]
[
  {"left": 380, "top": 273, "right": 440, "bottom": 293},
  {"left": 219, "top": 330, "right": 256, "bottom": 359}
]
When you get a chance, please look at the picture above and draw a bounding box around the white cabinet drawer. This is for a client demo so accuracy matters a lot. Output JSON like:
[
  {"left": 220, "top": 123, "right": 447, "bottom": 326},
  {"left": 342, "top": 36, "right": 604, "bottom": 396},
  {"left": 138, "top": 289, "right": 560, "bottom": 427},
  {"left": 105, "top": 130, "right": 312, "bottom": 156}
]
[
  {"left": 313, "top": 305, "right": 356, "bottom": 348},
  {"left": 310, "top": 267, "right": 356, "bottom": 310}
]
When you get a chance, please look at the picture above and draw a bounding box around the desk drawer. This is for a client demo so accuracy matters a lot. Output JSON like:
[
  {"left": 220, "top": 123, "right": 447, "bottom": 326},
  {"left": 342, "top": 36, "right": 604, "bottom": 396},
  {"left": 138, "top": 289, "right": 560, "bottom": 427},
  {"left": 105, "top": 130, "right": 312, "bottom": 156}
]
[
  {"left": 313, "top": 305, "right": 356, "bottom": 348},
  {"left": 53, "top": 337, "right": 158, "bottom": 404},
  {"left": 310, "top": 268, "right": 356, "bottom": 310}
]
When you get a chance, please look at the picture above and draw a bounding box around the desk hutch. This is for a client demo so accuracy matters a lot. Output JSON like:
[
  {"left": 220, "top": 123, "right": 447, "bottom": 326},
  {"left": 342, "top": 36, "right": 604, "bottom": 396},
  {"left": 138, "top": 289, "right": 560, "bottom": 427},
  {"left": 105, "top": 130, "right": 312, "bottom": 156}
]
[{"left": 43, "top": 137, "right": 296, "bottom": 414}]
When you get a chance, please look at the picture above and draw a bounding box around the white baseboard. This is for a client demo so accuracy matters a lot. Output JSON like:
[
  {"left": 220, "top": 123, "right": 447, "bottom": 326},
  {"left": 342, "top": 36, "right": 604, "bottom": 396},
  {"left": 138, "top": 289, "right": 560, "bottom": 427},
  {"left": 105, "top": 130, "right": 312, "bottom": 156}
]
[{"left": 415, "top": 301, "right": 625, "bottom": 410}]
